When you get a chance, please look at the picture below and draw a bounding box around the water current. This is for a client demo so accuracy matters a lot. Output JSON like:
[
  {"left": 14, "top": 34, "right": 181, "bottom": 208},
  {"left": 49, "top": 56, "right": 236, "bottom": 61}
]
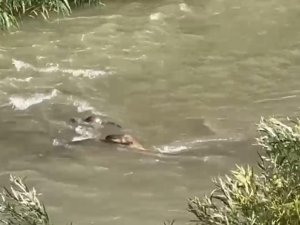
[{"left": 1, "top": 0, "right": 300, "bottom": 224}]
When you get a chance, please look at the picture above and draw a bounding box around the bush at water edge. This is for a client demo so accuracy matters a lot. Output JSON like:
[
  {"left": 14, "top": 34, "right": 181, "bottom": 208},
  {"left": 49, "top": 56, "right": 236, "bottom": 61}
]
[
  {"left": 187, "top": 118, "right": 300, "bottom": 225},
  {"left": 0, "top": 0, "right": 104, "bottom": 30}
]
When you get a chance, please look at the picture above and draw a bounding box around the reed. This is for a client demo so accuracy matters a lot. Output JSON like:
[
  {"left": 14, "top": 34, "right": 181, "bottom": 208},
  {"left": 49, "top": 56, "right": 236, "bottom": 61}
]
[{"left": 0, "top": 0, "right": 104, "bottom": 30}]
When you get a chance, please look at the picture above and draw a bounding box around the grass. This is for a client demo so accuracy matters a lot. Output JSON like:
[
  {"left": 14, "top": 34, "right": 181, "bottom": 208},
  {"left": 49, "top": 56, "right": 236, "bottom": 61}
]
[{"left": 0, "top": 0, "right": 104, "bottom": 30}]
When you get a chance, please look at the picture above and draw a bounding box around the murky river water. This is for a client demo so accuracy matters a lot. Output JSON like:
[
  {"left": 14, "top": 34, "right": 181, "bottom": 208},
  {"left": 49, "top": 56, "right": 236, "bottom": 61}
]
[{"left": 1, "top": 0, "right": 300, "bottom": 224}]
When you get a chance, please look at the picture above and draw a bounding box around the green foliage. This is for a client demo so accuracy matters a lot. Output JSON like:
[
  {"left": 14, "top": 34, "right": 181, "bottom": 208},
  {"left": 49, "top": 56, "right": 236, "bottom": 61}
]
[
  {"left": 187, "top": 118, "right": 300, "bottom": 225},
  {"left": 0, "top": 0, "right": 104, "bottom": 30},
  {"left": 0, "top": 175, "right": 50, "bottom": 225}
]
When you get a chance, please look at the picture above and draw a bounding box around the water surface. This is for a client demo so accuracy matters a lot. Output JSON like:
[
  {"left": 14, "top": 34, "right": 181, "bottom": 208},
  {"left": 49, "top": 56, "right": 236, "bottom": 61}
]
[{"left": 1, "top": 0, "right": 300, "bottom": 224}]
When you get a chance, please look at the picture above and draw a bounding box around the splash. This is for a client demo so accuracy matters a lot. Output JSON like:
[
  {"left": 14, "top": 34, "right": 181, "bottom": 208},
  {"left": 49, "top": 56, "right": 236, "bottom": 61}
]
[
  {"left": 9, "top": 89, "right": 58, "bottom": 110},
  {"left": 12, "top": 59, "right": 110, "bottom": 79},
  {"left": 52, "top": 138, "right": 72, "bottom": 149},
  {"left": 74, "top": 125, "right": 97, "bottom": 137},
  {"left": 71, "top": 136, "right": 94, "bottom": 142},
  {"left": 189, "top": 137, "right": 236, "bottom": 144},
  {"left": 12, "top": 59, "right": 34, "bottom": 72},
  {"left": 67, "top": 97, "right": 106, "bottom": 117},
  {"left": 154, "top": 145, "right": 188, "bottom": 154},
  {"left": 72, "top": 99, "right": 95, "bottom": 113},
  {"left": 154, "top": 137, "right": 238, "bottom": 154}
]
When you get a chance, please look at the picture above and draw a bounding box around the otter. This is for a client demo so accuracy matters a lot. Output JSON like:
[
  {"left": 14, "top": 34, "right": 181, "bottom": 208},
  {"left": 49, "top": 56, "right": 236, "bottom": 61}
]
[
  {"left": 70, "top": 115, "right": 146, "bottom": 151},
  {"left": 70, "top": 116, "right": 122, "bottom": 128},
  {"left": 103, "top": 134, "right": 146, "bottom": 151}
]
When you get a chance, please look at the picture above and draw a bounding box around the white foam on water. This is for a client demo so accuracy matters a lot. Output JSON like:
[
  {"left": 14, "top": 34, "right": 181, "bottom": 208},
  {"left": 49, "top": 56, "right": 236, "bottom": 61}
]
[
  {"left": 9, "top": 89, "right": 58, "bottom": 110},
  {"left": 12, "top": 59, "right": 110, "bottom": 79},
  {"left": 68, "top": 98, "right": 106, "bottom": 117},
  {"left": 154, "top": 145, "right": 188, "bottom": 154},
  {"left": 0, "top": 77, "right": 32, "bottom": 85},
  {"left": 74, "top": 125, "right": 94, "bottom": 137},
  {"left": 71, "top": 136, "right": 93, "bottom": 142},
  {"left": 9, "top": 77, "right": 33, "bottom": 82},
  {"left": 61, "top": 68, "right": 107, "bottom": 79},
  {"left": 81, "top": 34, "right": 85, "bottom": 42},
  {"left": 150, "top": 12, "right": 165, "bottom": 21},
  {"left": 73, "top": 123, "right": 102, "bottom": 139},
  {"left": 179, "top": 3, "right": 192, "bottom": 12},
  {"left": 12, "top": 59, "right": 34, "bottom": 72},
  {"left": 8, "top": 77, "right": 33, "bottom": 83},
  {"left": 70, "top": 124, "right": 102, "bottom": 143},
  {"left": 72, "top": 99, "right": 95, "bottom": 113},
  {"left": 154, "top": 137, "right": 239, "bottom": 154},
  {"left": 189, "top": 137, "right": 236, "bottom": 144},
  {"left": 52, "top": 138, "right": 61, "bottom": 146},
  {"left": 52, "top": 138, "right": 72, "bottom": 149}
]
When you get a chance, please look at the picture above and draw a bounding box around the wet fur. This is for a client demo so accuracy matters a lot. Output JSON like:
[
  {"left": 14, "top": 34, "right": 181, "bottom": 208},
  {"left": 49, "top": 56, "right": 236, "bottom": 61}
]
[
  {"left": 70, "top": 115, "right": 144, "bottom": 150},
  {"left": 70, "top": 116, "right": 122, "bottom": 128},
  {"left": 103, "top": 134, "right": 145, "bottom": 150}
]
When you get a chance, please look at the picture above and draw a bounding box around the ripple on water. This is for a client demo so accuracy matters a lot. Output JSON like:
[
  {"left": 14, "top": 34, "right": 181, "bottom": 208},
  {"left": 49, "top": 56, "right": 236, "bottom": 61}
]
[
  {"left": 12, "top": 59, "right": 111, "bottom": 79},
  {"left": 154, "top": 136, "right": 241, "bottom": 154},
  {"left": 9, "top": 89, "right": 58, "bottom": 110}
]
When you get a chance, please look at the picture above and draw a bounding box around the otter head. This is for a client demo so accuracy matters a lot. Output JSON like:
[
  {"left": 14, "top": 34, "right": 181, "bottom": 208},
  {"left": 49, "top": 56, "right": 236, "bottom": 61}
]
[
  {"left": 84, "top": 116, "right": 102, "bottom": 124},
  {"left": 70, "top": 115, "right": 102, "bottom": 126},
  {"left": 104, "top": 134, "right": 145, "bottom": 150},
  {"left": 104, "top": 134, "right": 132, "bottom": 145}
]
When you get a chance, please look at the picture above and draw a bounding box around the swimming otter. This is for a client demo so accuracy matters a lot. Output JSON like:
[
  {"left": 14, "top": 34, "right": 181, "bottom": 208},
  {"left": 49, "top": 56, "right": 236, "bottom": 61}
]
[
  {"left": 70, "top": 116, "right": 122, "bottom": 128},
  {"left": 70, "top": 115, "right": 145, "bottom": 151},
  {"left": 103, "top": 134, "right": 146, "bottom": 151}
]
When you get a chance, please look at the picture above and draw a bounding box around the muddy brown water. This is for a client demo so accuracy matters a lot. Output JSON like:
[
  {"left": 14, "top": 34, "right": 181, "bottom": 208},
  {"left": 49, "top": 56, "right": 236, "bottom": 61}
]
[{"left": 1, "top": 0, "right": 300, "bottom": 224}]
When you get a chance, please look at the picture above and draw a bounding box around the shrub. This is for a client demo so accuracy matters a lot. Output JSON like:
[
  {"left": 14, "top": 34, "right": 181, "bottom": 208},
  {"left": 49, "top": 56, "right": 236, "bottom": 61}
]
[
  {"left": 0, "top": 0, "right": 104, "bottom": 30},
  {"left": 187, "top": 118, "right": 300, "bottom": 225},
  {"left": 0, "top": 175, "right": 50, "bottom": 225}
]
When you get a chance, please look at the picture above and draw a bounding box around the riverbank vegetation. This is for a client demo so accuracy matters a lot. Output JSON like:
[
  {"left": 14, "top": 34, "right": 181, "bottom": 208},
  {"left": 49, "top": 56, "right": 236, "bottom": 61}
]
[
  {"left": 0, "top": 118, "right": 299, "bottom": 224},
  {"left": 0, "top": 0, "right": 104, "bottom": 30},
  {"left": 188, "top": 118, "right": 300, "bottom": 225},
  {"left": 0, "top": 175, "right": 50, "bottom": 225}
]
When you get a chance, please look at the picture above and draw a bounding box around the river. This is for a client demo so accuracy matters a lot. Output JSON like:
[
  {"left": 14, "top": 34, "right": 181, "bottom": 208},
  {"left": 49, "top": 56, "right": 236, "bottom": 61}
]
[{"left": 0, "top": 0, "right": 300, "bottom": 224}]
